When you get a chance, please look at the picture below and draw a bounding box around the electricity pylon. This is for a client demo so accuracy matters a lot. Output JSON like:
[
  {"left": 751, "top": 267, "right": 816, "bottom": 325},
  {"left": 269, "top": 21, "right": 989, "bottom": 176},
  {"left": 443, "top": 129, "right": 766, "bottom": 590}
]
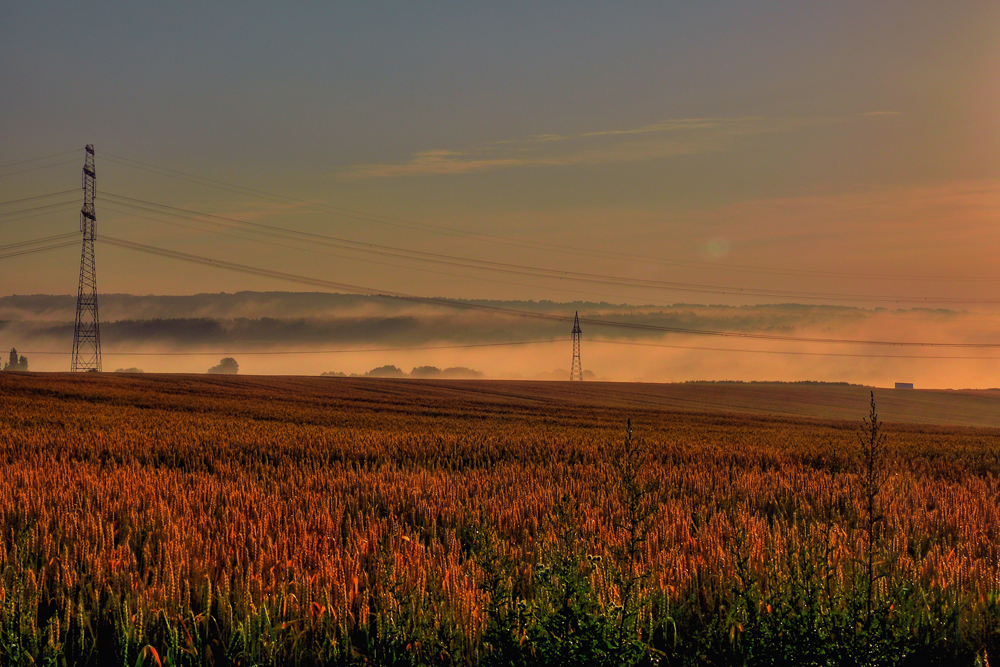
[
  {"left": 71, "top": 145, "right": 101, "bottom": 372},
  {"left": 570, "top": 311, "right": 583, "bottom": 381}
]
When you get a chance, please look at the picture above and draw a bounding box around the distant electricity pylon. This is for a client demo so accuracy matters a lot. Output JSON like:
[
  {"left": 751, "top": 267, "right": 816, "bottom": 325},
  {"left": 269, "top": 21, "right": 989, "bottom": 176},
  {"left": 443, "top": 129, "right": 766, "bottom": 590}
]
[
  {"left": 570, "top": 311, "right": 583, "bottom": 381},
  {"left": 71, "top": 145, "right": 101, "bottom": 372}
]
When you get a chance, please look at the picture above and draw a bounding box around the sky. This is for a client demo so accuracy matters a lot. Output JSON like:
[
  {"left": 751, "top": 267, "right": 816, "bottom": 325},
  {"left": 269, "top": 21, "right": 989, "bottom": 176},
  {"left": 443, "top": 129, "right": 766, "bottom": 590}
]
[{"left": 2, "top": 2, "right": 1000, "bottom": 384}]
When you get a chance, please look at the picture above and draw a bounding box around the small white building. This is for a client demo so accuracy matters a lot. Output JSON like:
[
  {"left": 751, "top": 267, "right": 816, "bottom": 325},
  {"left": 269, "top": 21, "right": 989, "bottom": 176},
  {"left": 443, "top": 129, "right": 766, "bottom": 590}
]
[{"left": 895, "top": 382, "right": 914, "bottom": 389}]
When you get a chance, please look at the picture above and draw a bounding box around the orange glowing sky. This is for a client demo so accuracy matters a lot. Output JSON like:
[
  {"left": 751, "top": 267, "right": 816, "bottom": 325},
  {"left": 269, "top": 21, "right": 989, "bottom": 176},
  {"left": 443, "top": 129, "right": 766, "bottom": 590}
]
[{"left": 2, "top": 3, "right": 1000, "bottom": 385}]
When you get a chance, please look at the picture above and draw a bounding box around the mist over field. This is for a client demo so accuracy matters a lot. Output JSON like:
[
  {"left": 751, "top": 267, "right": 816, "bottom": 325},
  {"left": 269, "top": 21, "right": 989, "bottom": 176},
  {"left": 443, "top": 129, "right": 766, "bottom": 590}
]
[{"left": 2, "top": 291, "right": 998, "bottom": 388}]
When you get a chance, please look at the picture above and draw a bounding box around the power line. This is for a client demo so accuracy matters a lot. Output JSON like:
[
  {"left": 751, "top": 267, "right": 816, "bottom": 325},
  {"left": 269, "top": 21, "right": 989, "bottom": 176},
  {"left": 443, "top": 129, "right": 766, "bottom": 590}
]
[
  {"left": 0, "top": 241, "right": 79, "bottom": 261},
  {"left": 0, "top": 200, "right": 79, "bottom": 221},
  {"left": 18, "top": 338, "right": 1000, "bottom": 361},
  {"left": 100, "top": 153, "right": 569, "bottom": 250},
  {"left": 0, "top": 150, "right": 81, "bottom": 171},
  {"left": 100, "top": 152, "right": 1000, "bottom": 284},
  {"left": 100, "top": 200, "right": 640, "bottom": 302},
  {"left": 0, "top": 233, "right": 80, "bottom": 252},
  {"left": 21, "top": 339, "right": 565, "bottom": 356},
  {"left": 104, "top": 195, "right": 699, "bottom": 297},
  {"left": 101, "top": 234, "right": 389, "bottom": 294},
  {"left": 98, "top": 203, "right": 1000, "bottom": 318},
  {"left": 589, "top": 339, "right": 1000, "bottom": 360},
  {"left": 100, "top": 193, "right": 996, "bottom": 305},
  {"left": 98, "top": 201, "right": 1000, "bottom": 320},
  {"left": 98, "top": 234, "right": 1000, "bottom": 349},
  {"left": 575, "top": 316, "right": 1000, "bottom": 347},
  {"left": 0, "top": 190, "right": 79, "bottom": 207},
  {"left": 2, "top": 148, "right": 992, "bottom": 366},
  {"left": 0, "top": 203, "right": 80, "bottom": 228},
  {"left": 0, "top": 157, "right": 82, "bottom": 179}
]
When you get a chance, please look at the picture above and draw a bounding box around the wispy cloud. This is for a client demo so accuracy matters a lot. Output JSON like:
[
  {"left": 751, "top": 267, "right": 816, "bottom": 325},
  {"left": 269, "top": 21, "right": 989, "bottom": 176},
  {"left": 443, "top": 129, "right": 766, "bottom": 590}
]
[{"left": 342, "top": 116, "right": 831, "bottom": 179}]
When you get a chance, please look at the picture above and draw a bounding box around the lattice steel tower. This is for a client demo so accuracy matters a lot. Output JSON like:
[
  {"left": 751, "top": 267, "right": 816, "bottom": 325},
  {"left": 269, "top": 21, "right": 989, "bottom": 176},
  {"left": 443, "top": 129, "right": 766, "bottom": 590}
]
[
  {"left": 570, "top": 311, "right": 583, "bottom": 381},
  {"left": 71, "top": 145, "right": 101, "bottom": 372}
]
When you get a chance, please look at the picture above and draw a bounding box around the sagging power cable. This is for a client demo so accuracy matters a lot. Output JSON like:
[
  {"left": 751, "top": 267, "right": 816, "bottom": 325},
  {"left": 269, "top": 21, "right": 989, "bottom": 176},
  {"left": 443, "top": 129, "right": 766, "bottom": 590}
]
[{"left": 98, "top": 234, "right": 1000, "bottom": 349}]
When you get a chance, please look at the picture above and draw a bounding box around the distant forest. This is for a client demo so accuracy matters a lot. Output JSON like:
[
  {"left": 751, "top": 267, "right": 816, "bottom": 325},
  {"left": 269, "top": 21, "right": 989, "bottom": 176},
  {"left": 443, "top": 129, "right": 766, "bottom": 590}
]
[
  {"left": 322, "top": 365, "right": 484, "bottom": 379},
  {"left": 0, "top": 291, "right": 940, "bottom": 351}
]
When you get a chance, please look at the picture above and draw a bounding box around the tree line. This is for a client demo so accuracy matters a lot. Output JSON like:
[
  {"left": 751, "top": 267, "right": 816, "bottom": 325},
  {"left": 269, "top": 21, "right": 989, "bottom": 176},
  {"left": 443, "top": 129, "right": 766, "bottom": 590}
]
[{"left": 3, "top": 347, "right": 27, "bottom": 371}]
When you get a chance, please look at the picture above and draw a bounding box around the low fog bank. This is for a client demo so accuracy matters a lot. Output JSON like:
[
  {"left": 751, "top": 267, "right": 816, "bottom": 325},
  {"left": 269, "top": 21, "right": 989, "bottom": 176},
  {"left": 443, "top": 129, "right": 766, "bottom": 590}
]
[
  {"left": 0, "top": 292, "right": 705, "bottom": 322},
  {"left": 0, "top": 292, "right": 969, "bottom": 347},
  {"left": 2, "top": 292, "right": 998, "bottom": 388}
]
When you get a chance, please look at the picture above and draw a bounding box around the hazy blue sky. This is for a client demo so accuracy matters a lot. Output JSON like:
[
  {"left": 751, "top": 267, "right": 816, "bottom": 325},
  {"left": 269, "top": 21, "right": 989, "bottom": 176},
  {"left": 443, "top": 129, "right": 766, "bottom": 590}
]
[{"left": 2, "top": 1, "right": 999, "bottom": 306}]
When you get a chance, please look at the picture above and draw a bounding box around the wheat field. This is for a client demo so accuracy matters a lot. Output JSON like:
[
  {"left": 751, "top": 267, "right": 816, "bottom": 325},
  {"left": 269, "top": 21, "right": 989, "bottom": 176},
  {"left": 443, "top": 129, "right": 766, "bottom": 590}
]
[{"left": 1, "top": 373, "right": 998, "bottom": 665}]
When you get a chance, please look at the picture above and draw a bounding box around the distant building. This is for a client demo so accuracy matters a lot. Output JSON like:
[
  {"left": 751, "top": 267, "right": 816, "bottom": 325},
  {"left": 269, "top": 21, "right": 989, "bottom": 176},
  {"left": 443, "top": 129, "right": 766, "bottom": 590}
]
[{"left": 895, "top": 382, "right": 914, "bottom": 389}]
